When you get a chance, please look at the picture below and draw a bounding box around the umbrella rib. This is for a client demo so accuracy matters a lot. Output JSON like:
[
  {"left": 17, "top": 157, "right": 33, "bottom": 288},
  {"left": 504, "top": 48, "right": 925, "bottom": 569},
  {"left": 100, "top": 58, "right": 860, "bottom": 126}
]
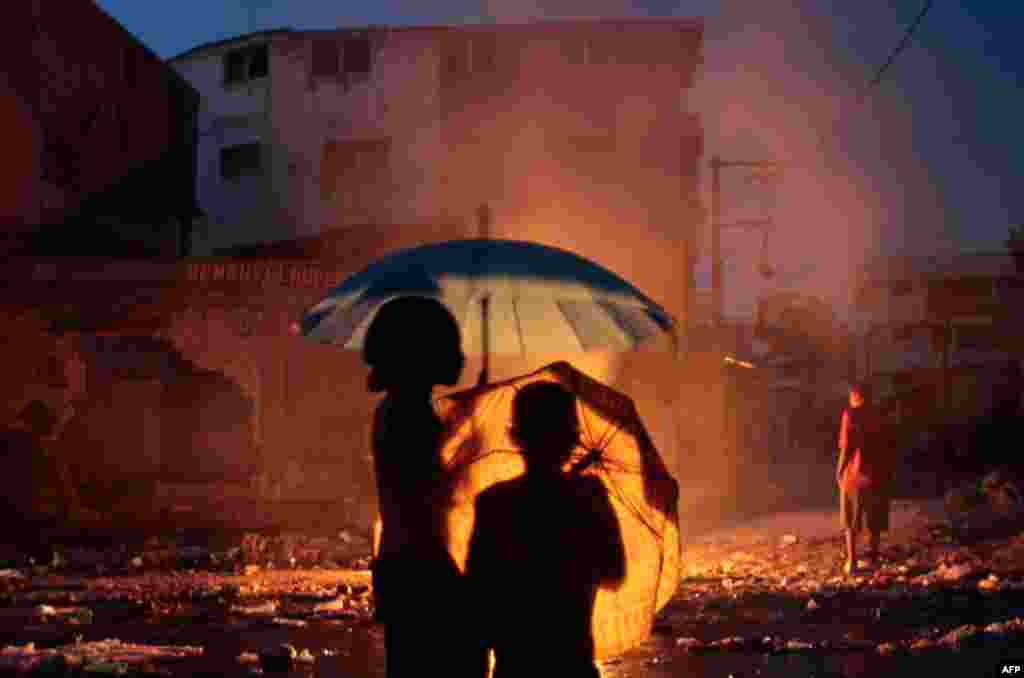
[
  {"left": 578, "top": 404, "right": 597, "bottom": 455},
  {"left": 597, "top": 458, "right": 666, "bottom": 541},
  {"left": 510, "top": 299, "right": 527, "bottom": 354}
]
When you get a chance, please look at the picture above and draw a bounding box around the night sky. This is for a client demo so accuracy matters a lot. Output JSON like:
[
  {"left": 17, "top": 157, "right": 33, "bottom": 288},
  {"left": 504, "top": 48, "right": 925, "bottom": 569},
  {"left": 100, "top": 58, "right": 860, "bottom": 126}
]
[{"left": 95, "top": 0, "right": 1023, "bottom": 317}]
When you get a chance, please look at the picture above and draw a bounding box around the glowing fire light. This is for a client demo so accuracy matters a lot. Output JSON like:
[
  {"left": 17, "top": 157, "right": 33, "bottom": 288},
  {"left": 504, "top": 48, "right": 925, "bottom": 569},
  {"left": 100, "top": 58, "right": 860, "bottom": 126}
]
[{"left": 724, "top": 356, "right": 755, "bottom": 369}]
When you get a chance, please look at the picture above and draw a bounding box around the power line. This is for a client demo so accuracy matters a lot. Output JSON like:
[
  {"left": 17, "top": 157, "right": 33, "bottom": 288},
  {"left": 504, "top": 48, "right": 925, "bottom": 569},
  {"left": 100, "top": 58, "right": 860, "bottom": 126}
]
[{"left": 868, "top": 0, "right": 936, "bottom": 88}]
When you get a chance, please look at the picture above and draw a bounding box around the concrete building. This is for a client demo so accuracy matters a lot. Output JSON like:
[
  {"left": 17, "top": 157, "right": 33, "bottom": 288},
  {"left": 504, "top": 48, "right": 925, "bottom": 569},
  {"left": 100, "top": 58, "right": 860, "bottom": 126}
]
[
  {"left": 0, "top": 0, "right": 200, "bottom": 257},
  {"left": 169, "top": 18, "right": 703, "bottom": 326},
  {"left": 1, "top": 19, "right": 713, "bottom": 533}
]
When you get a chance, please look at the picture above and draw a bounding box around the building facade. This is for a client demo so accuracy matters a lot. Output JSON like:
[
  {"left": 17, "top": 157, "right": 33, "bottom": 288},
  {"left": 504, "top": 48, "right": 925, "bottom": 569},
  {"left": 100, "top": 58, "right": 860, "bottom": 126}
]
[
  {"left": 0, "top": 0, "right": 200, "bottom": 258},
  {"left": 1, "top": 18, "right": 711, "bottom": 532},
  {"left": 170, "top": 19, "right": 703, "bottom": 327}
]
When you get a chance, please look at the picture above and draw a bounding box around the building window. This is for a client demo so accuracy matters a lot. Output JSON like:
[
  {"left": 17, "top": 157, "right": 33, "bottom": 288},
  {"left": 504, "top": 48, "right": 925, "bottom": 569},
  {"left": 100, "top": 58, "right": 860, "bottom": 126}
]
[
  {"left": 224, "top": 50, "right": 247, "bottom": 84},
  {"left": 249, "top": 45, "right": 269, "bottom": 79},
  {"left": 220, "top": 143, "right": 263, "bottom": 182},
  {"left": 470, "top": 33, "right": 497, "bottom": 74},
  {"left": 224, "top": 44, "right": 269, "bottom": 86},
  {"left": 441, "top": 33, "right": 498, "bottom": 84},
  {"left": 312, "top": 39, "right": 339, "bottom": 78},
  {"left": 343, "top": 37, "right": 372, "bottom": 75},
  {"left": 563, "top": 35, "right": 591, "bottom": 66}
]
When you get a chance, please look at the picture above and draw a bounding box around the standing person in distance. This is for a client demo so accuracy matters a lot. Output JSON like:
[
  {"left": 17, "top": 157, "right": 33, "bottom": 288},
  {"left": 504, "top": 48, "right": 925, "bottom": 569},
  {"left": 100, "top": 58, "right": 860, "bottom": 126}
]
[{"left": 837, "top": 382, "right": 890, "bottom": 575}]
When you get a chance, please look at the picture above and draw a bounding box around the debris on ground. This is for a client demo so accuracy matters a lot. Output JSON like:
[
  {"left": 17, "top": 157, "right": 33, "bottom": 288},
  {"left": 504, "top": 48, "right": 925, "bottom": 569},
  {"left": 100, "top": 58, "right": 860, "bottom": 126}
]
[{"left": 0, "top": 639, "right": 203, "bottom": 671}]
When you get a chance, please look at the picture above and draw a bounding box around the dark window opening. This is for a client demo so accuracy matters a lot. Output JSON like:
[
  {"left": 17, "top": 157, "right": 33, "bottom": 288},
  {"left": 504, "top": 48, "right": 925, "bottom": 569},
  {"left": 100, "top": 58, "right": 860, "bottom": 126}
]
[
  {"left": 562, "top": 36, "right": 588, "bottom": 65},
  {"left": 585, "top": 33, "right": 615, "bottom": 66},
  {"left": 224, "top": 50, "right": 247, "bottom": 84},
  {"left": 248, "top": 45, "right": 269, "bottom": 79},
  {"left": 441, "top": 35, "right": 471, "bottom": 87},
  {"left": 441, "top": 34, "right": 503, "bottom": 83},
  {"left": 312, "top": 39, "right": 339, "bottom": 78},
  {"left": 220, "top": 143, "right": 263, "bottom": 181},
  {"left": 224, "top": 45, "right": 269, "bottom": 85},
  {"left": 343, "top": 37, "right": 372, "bottom": 75},
  {"left": 472, "top": 33, "right": 497, "bottom": 73}
]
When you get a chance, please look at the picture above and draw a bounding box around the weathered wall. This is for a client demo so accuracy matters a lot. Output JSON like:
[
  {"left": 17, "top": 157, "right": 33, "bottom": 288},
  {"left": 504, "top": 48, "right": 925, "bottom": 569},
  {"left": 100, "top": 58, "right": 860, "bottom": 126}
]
[
  {"left": 171, "top": 38, "right": 273, "bottom": 253},
  {"left": 2, "top": 245, "right": 721, "bottom": 534},
  {"left": 174, "top": 21, "right": 703, "bottom": 328},
  {"left": 1, "top": 0, "right": 197, "bottom": 249}
]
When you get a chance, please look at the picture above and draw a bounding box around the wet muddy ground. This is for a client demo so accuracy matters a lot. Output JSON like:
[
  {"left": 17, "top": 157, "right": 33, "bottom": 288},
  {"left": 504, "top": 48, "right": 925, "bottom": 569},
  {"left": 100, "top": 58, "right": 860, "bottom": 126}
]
[{"left": 2, "top": 498, "right": 1024, "bottom": 676}]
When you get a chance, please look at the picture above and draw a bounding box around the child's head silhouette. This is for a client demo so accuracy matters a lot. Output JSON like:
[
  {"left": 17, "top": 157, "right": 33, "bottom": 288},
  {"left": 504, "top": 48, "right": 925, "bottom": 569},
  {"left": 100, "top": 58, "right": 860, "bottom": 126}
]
[
  {"left": 509, "top": 381, "right": 580, "bottom": 471},
  {"left": 363, "top": 296, "right": 464, "bottom": 393}
]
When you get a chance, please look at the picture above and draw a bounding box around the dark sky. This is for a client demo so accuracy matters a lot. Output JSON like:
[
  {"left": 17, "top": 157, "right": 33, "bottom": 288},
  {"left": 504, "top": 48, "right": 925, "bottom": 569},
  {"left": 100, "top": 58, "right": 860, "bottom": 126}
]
[{"left": 95, "top": 0, "right": 1022, "bottom": 315}]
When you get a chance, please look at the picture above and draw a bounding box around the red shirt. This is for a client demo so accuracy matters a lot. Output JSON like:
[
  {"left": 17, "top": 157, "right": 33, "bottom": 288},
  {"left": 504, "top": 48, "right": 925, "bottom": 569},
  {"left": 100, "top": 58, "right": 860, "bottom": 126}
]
[{"left": 838, "top": 407, "right": 881, "bottom": 491}]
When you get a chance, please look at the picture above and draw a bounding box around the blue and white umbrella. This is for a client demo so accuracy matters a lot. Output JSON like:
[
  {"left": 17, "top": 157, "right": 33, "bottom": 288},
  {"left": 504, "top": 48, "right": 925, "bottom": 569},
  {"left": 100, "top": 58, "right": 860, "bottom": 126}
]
[{"left": 299, "top": 239, "right": 677, "bottom": 376}]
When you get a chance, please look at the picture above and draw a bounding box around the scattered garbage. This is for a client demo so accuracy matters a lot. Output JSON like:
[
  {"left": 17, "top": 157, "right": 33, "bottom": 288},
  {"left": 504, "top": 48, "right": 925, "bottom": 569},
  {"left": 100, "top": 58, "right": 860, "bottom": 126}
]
[
  {"left": 935, "top": 562, "right": 983, "bottom": 582},
  {"left": 271, "top": 617, "right": 307, "bottom": 628},
  {"left": 231, "top": 601, "right": 278, "bottom": 617},
  {"left": 3, "top": 495, "right": 1021, "bottom": 673},
  {"left": 675, "top": 637, "right": 702, "bottom": 650},
  {"left": 237, "top": 652, "right": 260, "bottom": 665},
  {"left": 979, "top": 574, "right": 1001, "bottom": 590},
  {"left": 0, "top": 639, "right": 203, "bottom": 670},
  {"left": 784, "top": 639, "right": 815, "bottom": 651}
]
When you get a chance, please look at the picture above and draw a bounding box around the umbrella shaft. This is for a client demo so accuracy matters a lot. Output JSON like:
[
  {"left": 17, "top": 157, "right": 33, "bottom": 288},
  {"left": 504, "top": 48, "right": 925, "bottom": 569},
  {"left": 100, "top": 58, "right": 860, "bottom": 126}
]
[{"left": 478, "top": 295, "right": 491, "bottom": 386}]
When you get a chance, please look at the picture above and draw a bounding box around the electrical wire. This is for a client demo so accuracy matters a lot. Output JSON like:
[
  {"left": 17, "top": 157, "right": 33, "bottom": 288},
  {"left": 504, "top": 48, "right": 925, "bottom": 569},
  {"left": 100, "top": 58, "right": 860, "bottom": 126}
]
[{"left": 867, "top": 0, "right": 937, "bottom": 91}]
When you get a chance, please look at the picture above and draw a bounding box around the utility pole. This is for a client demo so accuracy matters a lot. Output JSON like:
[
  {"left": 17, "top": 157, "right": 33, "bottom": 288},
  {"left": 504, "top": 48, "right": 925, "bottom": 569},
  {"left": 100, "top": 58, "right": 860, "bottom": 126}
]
[
  {"left": 709, "top": 156, "right": 784, "bottom": 342},
  {"left": 711, "top": 157, "right": 722, "bottom": 332}
]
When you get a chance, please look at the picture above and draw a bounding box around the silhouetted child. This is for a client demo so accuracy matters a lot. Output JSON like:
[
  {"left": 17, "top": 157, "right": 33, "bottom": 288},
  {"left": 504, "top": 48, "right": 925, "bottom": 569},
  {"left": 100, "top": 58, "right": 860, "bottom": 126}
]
[
  {"left": 837, "top": 382, "right": 890, "bottom": 575},
  {"left": 467, "top": 381, "right": 626, "bottom": 678},
  {"left": 363, "top": 296, "right": 487, "bottom": 678}
]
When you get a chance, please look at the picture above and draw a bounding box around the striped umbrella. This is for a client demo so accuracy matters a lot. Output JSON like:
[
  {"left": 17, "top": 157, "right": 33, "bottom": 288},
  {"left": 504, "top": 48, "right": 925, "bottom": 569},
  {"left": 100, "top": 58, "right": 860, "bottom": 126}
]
[{"left": 299, "top": 239, "right": 677, "bottom": 377}]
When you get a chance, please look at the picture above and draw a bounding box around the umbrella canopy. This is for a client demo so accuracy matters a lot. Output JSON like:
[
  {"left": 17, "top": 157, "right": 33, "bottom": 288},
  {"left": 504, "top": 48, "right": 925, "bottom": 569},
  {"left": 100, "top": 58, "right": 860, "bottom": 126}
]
[
  {"left": 299, "top": 239, "right": 676, "bottom": 355},
  {"left": 434, "top": 361, "right": 681, "bottom": 659}
]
